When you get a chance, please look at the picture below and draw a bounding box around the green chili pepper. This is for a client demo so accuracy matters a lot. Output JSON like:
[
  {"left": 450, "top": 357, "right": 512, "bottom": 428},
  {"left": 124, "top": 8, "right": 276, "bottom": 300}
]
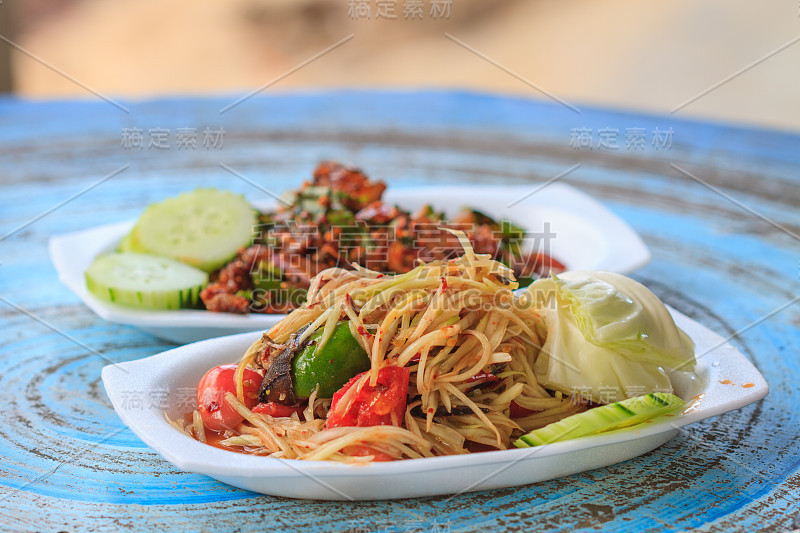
[
  {"left": 292, "top": 321, "right": 371, "bottom": 398},
  {"left": 516, "top": 276, "right": 535, "bottom": 289},
  {"left": 252, "top": 260, "right": 283, "bottom": 291}
]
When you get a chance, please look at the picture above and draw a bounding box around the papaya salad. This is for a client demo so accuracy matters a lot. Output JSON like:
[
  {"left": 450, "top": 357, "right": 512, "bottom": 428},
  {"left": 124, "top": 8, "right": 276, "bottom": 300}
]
[
  {"left": 167, "top": 232, "right": 695, "bottom": 462},
  {"left": 84, "top": 162, "right": 565, "bottom": 315}
]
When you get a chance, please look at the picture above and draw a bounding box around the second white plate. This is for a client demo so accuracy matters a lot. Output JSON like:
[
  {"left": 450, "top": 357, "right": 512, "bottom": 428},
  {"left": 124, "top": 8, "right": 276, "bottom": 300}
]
[{"left": 50, "top": 184, "right": 649, "bottom": 343}]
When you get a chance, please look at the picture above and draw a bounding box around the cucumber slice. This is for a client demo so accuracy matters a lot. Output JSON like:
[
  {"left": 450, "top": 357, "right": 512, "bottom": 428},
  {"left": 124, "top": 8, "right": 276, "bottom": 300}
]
[
  {"left": 86, "top": 252, "right": 208, "bottom": 310},
  {"left": 117, "top": 230, "right": 143, "bottom": 253},
  {"left": 132, "top": 189, "right": 256, "bottom": 272},
  {"left": 514, "top": 393, "right": 685, "bottom": 447}
]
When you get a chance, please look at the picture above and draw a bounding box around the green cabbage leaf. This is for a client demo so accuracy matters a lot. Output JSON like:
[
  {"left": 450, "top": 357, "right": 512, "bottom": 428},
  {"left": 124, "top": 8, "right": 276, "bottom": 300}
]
[{"left": 525, "top": 271, "right": 695, "bottom": 403}]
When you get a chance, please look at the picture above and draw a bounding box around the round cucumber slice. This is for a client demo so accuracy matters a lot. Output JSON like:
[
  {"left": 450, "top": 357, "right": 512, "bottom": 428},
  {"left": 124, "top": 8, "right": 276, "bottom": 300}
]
[
  {"left": 132, "top": 189, "right": 256, "bottom": 272},
  {"left": 117, "top": 230, "right": 143, "bottom": 253},
  {"left": 514, "top": 393, "right": 685, "bottom": 447},
  {"left": 86, "top": 252, "right": 209, "bottom": 310}
]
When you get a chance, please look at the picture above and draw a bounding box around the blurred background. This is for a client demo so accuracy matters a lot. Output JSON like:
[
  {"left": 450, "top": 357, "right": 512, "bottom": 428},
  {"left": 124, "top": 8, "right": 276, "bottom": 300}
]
[{"left": 0, "top": 0, "right": 798, "bottom": 131}]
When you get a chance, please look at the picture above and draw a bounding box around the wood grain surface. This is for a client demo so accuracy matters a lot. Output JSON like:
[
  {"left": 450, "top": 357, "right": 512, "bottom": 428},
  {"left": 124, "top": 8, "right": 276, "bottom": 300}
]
[{"left": 0, "top": 90, "right": 798, "bottom": 532}]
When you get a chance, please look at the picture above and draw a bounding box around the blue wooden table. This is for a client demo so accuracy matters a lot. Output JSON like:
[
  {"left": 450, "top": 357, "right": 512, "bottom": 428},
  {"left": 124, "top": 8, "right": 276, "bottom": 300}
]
[{"left": 0, "top": 90, "right": 798, "bottom": 532}]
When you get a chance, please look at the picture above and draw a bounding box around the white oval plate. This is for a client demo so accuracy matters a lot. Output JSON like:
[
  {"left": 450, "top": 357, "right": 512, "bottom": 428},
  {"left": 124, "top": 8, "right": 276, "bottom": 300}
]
[
  {"left": 102, "top": 308, "right": 767, "bottom": 501},
  {"left": 51, "top": 184, "right": 649, "bottom": 344}
]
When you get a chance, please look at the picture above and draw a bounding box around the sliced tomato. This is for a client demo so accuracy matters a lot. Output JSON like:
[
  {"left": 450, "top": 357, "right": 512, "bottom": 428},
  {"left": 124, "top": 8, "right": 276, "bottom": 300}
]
[
  {"left": 513, "top": 253, "right": 567, "bottom": 280},
  {"left": 252, "top": 402, "right": 305, "bottom": 418},
  {"left": 196, "top": 364, "right": 261, "bottom": 432},
  {"left": 327, "top": 366, "right": 410, "bottom": 428},
  {"left": 528, "top": 253, "right": 566, "bottom": 275},
  {"left": 509, "top": 400, "right": 537, "bottom": 418},
  {"left": 343, "top": 445, "right": 394, "bottom": 462}
]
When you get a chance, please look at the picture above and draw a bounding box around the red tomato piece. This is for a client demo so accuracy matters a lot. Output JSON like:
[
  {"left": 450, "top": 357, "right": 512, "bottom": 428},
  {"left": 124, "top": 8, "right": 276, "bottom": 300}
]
[
  {"left": 196, "top": 364, "right": 261, "bottom": 432},
  {"left": 509, "top": 400, "right": 536, "bottom": 418},
  {"left": 343, "top": 445, "right": 394, "bottom": 462},
  {"left": 252, "top": 402, "right": 305, "bottom": 418},
  {"left": 530, "top": 253, "right": 566, "bottom": 274},
  {"left": 327, "top": 366, "right": 410, "bottom": 428}
]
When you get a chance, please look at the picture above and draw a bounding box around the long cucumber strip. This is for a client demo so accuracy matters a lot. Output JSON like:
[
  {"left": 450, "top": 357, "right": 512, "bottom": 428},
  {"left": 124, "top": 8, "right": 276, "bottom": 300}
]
[
  {"left": 86, "top": 252, "right": 208, "bottom": 310},
  {"left": 514, "top": 393, "right": 685, "bottom": 447},
  {"left": 130, "top": 189, "right": 256, "bottom": 272}
]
